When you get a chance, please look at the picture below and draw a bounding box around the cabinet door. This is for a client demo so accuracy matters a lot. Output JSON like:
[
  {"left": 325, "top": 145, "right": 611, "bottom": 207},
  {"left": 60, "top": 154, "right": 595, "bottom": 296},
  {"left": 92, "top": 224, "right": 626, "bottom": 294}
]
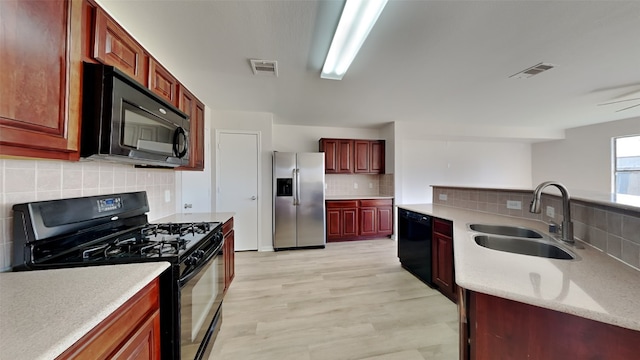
[
  {"left": 0, "top": 0, "right": 82, "bottom": 160},
  {"left": 224, "top": 229, "right": 235, "bottom": 292},
  {"left": 370, "top": 140, "right": 385, "bottom": 174},
  {"left": 354, "top": 140, "right": 370, "bottom": 173},
  {"left": 337, "top": 140, "right": 353, "bottom": 173},
  {"left": 377, "top": 206, "right": 393, "bottom": 236},
  {"left": 149, "top": 58, "right": 178, "bottom": 106},
  {"left": 93, "top": 6, "right": 147, "bottom": 85},
  {"left": 359, "top": 207, "right": 377, "bottom": 236},
  {"left": 342, "top": 208, "right": 358, "bottom": 238},
  {"left": 177, "top": 85, "right": 205, "bottom": 171},
  {"left": 110, "top": 309, "right": 161, "bottom": 360},
  {"left": 433, "top": 232, "right": 457, "bottom": 302},
  {"left": 327, "top": 208, "right": 342, "bottom": 240},
  {"left": 319, "top": 138, "right": 353, "bottom": 173}
]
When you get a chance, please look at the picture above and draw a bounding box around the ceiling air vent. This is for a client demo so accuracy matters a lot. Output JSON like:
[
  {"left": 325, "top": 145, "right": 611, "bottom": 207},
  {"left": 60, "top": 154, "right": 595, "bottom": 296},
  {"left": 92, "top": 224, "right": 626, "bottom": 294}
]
[
  {"left": 509, "top": 62, "right": 556, "bottom": 79},
  {"left": 250, "top": 59, "right": 278, "bottom": 77}
]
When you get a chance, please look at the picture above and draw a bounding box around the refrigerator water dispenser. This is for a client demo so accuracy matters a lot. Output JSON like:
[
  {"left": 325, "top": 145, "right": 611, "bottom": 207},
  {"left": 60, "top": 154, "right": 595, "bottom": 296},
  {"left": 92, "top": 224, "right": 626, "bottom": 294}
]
[{"left": 276, "top": 178, "right": 293, "bottom": 196}]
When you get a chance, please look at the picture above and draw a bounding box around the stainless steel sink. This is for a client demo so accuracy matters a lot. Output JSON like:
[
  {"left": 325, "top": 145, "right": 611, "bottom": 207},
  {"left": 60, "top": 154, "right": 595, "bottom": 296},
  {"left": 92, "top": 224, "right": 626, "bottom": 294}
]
[
  {"left": 469, "top": 224, "right": 544, "bottom": 238},
  {"left": 474, "top": 235, "right": 575, "bottom": 260}
]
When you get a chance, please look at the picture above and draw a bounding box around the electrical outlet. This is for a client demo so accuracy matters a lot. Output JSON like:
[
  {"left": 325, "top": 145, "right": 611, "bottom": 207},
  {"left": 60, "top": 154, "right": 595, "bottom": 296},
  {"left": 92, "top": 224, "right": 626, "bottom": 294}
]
[
  {"left": 439, "top": 194, "right": 448, "bottom": 201},
  {"left": 353, "top": 182, "right": 358, "bottom": 189},
  {"left": 369, "top": 183, "right": 373, "bottom": 189},
  {"left": 164, "top": 190, "right": 171, "bottom": 203},
  {"left": 546, "top": 206, "right": 555, "bottom": 218},
  {"left": 506, "top": 200, "right": 522, "bottom": 210}
]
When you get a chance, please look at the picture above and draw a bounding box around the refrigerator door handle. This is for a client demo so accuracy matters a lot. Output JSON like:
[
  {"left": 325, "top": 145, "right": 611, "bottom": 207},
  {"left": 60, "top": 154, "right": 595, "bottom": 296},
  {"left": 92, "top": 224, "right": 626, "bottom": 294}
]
[
  {"left": 295, "top": 168, "right": 301, "bottom": 206},
  {"left": 292, "top": 169, "right": 298, "bottom": 206}
]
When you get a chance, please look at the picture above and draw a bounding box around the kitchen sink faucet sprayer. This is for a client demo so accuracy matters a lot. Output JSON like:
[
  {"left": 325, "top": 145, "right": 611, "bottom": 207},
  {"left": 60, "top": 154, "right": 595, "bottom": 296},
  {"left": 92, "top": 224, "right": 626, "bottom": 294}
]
[{"left": 529, "top": 181, "right": 574, "bottom": 244}]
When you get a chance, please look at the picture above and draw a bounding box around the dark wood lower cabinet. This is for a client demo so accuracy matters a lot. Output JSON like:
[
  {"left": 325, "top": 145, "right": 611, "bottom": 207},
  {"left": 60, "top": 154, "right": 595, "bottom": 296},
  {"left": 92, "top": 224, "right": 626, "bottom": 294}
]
[
  {"left": 223, "top": 217, "right": 235, "bottom": 293},
  {"left": 326, "top": 199, "right": 393, "bottom": 242},
  {"left": 57, "top": 279, "right": 161, "bottom": 359},
  {"left": 432, "top": 218, "right": 457, "bottom": 303},
  {"left": 462, "top": 289, "right": 640, "bottom": 359}
]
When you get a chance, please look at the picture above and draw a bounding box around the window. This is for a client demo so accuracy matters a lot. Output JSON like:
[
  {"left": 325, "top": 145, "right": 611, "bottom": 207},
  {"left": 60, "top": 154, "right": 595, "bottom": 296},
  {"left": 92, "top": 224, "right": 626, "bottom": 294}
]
[{"left": 614, "top": 135, "right": 640, "bottom": 200}]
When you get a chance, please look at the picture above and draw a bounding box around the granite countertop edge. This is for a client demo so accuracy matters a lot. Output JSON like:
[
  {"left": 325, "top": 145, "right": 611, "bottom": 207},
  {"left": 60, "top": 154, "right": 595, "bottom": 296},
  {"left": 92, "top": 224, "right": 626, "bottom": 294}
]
[
  {"left": 0, "top": 262, "right": 170, "bottom": 360},
  {"left": 397, "top": 203, "right": 640, "bottom": 332}
]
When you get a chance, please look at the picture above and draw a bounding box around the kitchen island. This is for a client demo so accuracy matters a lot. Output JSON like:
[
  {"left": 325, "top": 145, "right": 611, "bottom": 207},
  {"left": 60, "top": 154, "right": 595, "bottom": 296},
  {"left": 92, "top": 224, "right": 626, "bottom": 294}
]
[
  {"left": 0, "top": 262, "right": 169, "bottom": 360},
  {"left": 398, "top": 204, "right": 640, "bottom": 358}
]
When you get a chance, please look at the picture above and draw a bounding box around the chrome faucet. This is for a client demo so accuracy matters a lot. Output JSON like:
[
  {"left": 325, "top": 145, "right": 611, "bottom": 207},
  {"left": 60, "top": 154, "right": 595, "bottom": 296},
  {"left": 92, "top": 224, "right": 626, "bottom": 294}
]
[{"left": 529, "top": 181, "right": 574, "bottom": 244}]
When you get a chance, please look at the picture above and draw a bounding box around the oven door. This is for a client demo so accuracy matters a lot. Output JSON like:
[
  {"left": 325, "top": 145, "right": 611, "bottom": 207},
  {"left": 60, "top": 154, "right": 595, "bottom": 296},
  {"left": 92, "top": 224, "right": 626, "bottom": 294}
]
[{"left": 179, "top": 240, "right": 225, "bottom": 360}]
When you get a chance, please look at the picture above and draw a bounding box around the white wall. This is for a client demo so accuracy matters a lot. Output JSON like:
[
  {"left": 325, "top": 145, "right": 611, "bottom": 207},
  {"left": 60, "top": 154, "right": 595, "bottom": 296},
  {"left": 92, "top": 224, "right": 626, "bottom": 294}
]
[
  {"left": 396, "top": 139, "right": 533, "bottom": 204},
  {"left": 212, "top": 110, "right": 273, "bottom": 251},
  {"left": 532, "top": 117, "right": 640, "bottom": 194},
  {"left": 175, "top": 107, "right": 213, "bottom": 213},
  {"left": 272, "top": 124, "right": 382, "bottom": 152}
]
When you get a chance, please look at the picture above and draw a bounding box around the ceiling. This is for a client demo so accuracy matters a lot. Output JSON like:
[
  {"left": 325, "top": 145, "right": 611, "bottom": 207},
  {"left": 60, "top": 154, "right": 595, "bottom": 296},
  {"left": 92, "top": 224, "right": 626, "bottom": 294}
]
[{"left": 98, "top": 0, "right": 640, "bottom": 134}]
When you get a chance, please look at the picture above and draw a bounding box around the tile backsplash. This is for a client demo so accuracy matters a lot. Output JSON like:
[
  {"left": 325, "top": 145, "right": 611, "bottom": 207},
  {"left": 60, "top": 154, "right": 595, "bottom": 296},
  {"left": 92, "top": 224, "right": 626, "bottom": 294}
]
[
  {"left": 325, "top": 173, "right": 394, "bottom": 197},
  {"left": 432, "top": 186, "right": 640, "bottom": 269},
  {"left": 0, "top": 159, "right": 177, "bottom": 271}
]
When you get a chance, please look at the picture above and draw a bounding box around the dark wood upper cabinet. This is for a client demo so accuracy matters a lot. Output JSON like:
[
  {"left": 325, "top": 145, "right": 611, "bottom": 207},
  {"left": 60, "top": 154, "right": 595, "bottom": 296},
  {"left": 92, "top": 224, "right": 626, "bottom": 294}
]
[
  {"left": 177, "top": 85, "right": 205, "bottom": 171},
  {"left": 0, "top": 0, "right": 83, "bottom": 160},
  {"left": 93, "top": 6, "right": 147, "bottom": 85},
  {"left": 319, "top": 138, "right": 353, "bottom": 173},
  {"left": 320, "top": 138, "right": 384, "bottom": 174},
  {"left": 149, "top": 58, "right": 178, "bottom": 106}
]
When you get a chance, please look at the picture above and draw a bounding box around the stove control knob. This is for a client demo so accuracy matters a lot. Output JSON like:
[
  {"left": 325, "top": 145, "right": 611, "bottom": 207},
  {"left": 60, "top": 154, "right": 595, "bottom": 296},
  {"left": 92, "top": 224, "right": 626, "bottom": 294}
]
[
  {"left": 185, "top": 256, "right": 198, "bottom": 266},
  {"left": 194, "top": 250, "right": 205, "bottom": 258}
]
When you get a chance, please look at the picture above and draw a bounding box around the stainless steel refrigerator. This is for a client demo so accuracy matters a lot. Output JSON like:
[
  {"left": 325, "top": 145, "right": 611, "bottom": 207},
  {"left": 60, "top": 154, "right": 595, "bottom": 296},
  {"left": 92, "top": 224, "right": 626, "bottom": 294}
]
[{"left": 273, "top": 152, "right": 326, "bottom": 250}]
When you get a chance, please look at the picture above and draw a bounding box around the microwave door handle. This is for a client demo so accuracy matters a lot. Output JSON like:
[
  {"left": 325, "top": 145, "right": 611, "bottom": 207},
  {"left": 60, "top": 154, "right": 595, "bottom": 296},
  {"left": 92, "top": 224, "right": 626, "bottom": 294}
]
[{"left": 173, "top": 127, "right": 188, "bottom": 158}]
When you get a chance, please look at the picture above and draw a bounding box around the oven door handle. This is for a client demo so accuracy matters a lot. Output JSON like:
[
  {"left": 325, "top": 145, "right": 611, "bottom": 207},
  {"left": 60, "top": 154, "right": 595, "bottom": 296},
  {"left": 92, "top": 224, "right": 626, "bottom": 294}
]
[{"left": 179, "top": 239, "right": 224, "bottom": 286}]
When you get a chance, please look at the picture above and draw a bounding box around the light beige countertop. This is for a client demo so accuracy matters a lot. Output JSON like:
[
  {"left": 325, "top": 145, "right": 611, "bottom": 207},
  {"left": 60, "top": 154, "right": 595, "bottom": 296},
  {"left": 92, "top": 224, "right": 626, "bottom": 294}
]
[
  {"left": 326, "top": 195, "right": 394, "bottom": 200},
  {"left": 0, "top": 262, "right": 169, "bottom": 360},
  {"left": 152, "top": 212, "right": 234, "bottom": 224},
  {"left": 398, "top": 204, "right": 640, "bottom": 331}
]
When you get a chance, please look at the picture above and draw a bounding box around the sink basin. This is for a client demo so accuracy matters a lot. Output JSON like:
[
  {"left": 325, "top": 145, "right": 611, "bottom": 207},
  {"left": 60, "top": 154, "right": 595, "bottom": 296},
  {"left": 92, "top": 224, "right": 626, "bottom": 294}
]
[
  {"left": 469, "top": 224, "right": 544, "bottom": 238},
  {"left": 474, "top": 235, "right": 575, "bottom": 260}
]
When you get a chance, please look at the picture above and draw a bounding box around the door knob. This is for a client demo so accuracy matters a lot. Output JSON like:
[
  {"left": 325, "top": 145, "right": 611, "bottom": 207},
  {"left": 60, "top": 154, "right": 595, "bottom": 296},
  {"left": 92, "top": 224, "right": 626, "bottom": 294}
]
[{"left": 251, "top": 196, "right": 257, "bottom": 200}]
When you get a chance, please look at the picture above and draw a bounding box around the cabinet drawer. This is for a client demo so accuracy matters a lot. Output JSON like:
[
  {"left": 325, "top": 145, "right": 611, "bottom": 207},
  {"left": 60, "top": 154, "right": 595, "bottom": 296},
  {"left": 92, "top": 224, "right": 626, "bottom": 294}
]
[
  {"left": 223, "top": 217, "right": 234, "bottom": 236},
  {"left": 326, "top": 200, "right": 359, "bottom": 208},
  {"left": 360, "top": 199, "right": 392, "bottom": 207},
  {"left": 433, "top": 218, "right": 453, "bottom": 237}
]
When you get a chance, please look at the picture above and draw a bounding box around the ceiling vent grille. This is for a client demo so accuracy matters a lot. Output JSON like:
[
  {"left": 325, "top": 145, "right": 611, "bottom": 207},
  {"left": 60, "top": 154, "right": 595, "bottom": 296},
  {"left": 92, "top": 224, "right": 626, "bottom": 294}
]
[
  {"left": 509, "top": 62, "right": 556, "bottom": 79},
  {"left": 250, "top": 59, "right": 278, "bottom": 77}
]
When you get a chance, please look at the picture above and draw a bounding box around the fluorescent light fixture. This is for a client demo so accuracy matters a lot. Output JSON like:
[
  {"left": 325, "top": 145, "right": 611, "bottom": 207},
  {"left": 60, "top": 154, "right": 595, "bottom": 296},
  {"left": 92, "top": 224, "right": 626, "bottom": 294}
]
[{"left": 321, "top": 0, "right": 388, "bottom": 80}]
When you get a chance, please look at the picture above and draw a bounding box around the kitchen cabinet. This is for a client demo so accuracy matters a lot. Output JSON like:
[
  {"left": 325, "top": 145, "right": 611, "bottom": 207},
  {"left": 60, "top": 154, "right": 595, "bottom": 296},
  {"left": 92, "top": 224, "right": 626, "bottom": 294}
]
[
  {"left": 177, "top": 85, "right": 205, "bottom": 171},
  {"left": 432, "top": 218, "right": 457, "bottom": 302},
  {"left": 223, "top": 217, "right": 235, "bottom": 293},
  {"left": 319, "top": 138, "right": 384, "bottom": 174},
  {"left": 149, "top": 58, "right": 179, "bottom": 106},
  {"left": 57, "top": 278, "right": 161, "bottom": 359},
  {"left": 0, "top": 0, "right": 83, "bottom": 161},
  {"left": 459, "top": 289, "right": 640, "bottom": 359},
  {"left": 354, "top": 140, "right": 385, "bottom": 174},
  {"left": 93, "top": 5, "right": 147, "bottom": 85},
  {"left": 327, "top": 199, "right": 393, "bottom": 242},
  {"left": 319, "top": 138, "right": 354, "bottom": 173},
  {"left": 327, "top": 200, "right": 359, "bottom": 241}
]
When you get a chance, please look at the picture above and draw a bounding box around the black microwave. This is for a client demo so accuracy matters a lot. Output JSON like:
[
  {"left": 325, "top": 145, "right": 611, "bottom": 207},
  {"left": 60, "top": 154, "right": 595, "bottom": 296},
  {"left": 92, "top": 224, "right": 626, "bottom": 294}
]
[{"left": 81, "top": 62, "right": 189, "bottom": 168}]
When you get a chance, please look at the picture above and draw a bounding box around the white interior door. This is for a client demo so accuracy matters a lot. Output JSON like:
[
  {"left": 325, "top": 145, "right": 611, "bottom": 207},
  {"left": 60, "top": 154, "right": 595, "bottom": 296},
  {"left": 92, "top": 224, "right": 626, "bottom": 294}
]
[{"left": 217, "top": 131, "right": 259, "bottom": 251}]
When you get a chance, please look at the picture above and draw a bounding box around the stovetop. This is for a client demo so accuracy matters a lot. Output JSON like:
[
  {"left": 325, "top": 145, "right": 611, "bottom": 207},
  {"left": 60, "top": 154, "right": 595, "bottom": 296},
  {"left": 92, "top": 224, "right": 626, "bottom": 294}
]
[{"left": 31, "top": 221, "right": 221, "bottom": 266}]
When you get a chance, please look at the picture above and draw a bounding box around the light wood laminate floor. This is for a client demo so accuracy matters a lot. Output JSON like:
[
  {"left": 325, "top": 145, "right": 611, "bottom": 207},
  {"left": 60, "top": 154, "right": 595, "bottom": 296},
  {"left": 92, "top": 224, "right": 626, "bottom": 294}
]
[{"left": 209, "top": 239, "right": 459, "bottom": 360}]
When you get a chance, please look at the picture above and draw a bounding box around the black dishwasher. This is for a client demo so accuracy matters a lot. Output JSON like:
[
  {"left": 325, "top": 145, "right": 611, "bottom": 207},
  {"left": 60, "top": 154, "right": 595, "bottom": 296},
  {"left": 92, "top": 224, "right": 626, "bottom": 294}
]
[{"left": 398, "top": 208, "right": 435, "bottom": 286}]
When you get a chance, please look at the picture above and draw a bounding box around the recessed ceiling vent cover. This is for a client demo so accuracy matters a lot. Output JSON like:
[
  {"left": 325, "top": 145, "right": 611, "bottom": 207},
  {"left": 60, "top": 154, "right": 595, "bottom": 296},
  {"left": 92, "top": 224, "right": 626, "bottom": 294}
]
[
  {"left": 250, "top": 59, "right": 278, "bottom": 77},
  {"left": 509, "top": 62, "right": 556, "bottom": 79}
]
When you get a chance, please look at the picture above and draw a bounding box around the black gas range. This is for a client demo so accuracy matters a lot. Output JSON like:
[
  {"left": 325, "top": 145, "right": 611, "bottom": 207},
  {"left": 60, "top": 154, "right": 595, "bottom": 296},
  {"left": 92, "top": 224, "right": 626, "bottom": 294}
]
[{"left": 12, "top": 191, "right": 225, "bottom": 360}]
